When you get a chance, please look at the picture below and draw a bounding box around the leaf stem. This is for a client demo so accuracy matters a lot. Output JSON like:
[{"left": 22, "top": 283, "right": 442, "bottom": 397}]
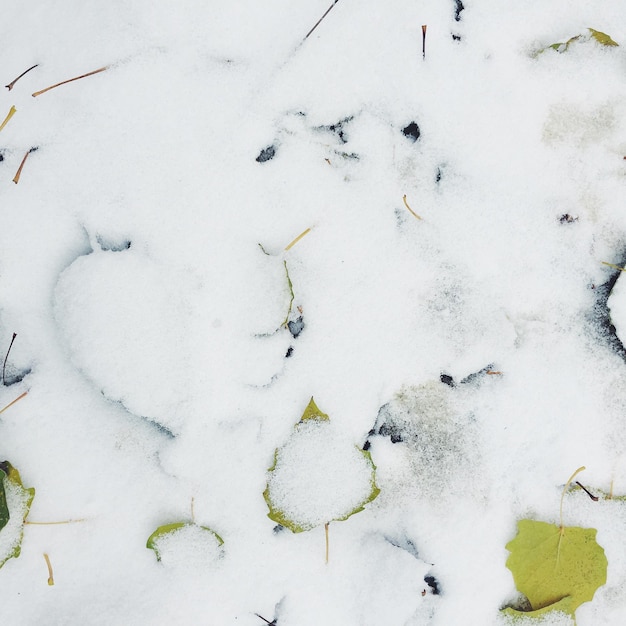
[
  {"left": 402, "top": 194, "right": 422, "bottom": 220},
  {"left": 32, "top": 66, "right": 107, "bottom": 97},
  {"left": 601, "top": 261, "right": 626, "bottom": 272},
  {"left": 285, "top": 227, "right": 311, "bottom": 251},
  {"left": 0, "top": 106, "right": 17, "bottom": 133},
  {"left": 281, "top": 261, "right": 295, "bottom": 327},
  {"left": 13, "top": 147, "right": 37, "bottom": 184},
  {"left": 26, "top": 518, "right": 86, "bottom": 525},
  {"left": 43, "top": 553, "right": 54, "bottom": 585},
  {"left": 0, "top": 391, "right": 28, "bottom": 415},
  {"left": 560, "top": 466, "right": 585, "bottom": 530},
  {"left": 325, "top": 522, "right": 329, "bottom": 564}
]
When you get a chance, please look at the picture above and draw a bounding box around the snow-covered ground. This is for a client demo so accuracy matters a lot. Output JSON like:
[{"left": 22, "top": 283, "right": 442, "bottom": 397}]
[{"left": 1, "top": 1, "right": 626, "bottom": 624}]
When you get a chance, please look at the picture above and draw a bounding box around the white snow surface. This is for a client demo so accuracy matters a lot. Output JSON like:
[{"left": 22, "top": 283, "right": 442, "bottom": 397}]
[{"left": 0, "top": 0, "right": 625, "bottom": 624}]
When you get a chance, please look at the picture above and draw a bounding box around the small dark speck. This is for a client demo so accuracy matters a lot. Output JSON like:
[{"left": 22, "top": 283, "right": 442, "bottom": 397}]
[
  {"left": 402, "top": 122, "right": 421, "bottom": 142},
  {"left": 452, "top": 34, "right": 462, "bottom": 41},
  {"left": 559, "top": 213, "right": 578, "bottom": 224},
  {"left": 256, "top": 145, "right": 276, "bottom": 163},
  {"left": 0, "top": 152, "right": 4, "bottom": 162},
  {"left": 273, "top": 524, "right": 285, "bottom": 534},
  {"left": 435, "top": 167, "right": 442, "bottom": 183},
  {"left": 363, "top": 440, "right": 371, "bottom": 451},
  {"left": 287, "top": 316, "right": 305, "bottom": 339},
  {"left": 440, "top": 373, "right": 455, "bottom": 387},
  {"left": 285, "top": 346, "right": 294, "bottom": 358}
]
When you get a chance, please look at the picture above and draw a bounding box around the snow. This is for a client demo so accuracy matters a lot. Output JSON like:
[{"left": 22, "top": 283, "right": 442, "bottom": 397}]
[{"left": 0, "top": 0, "right": 625, "bottom": 624}]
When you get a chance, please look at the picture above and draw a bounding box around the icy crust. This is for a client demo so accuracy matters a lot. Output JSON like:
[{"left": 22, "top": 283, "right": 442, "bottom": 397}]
[
  {"left": 608, "top": 272, "right": 626, "bottom": 347},
  {"left": 266, "top": 420, "right": 376, "bottom": 531}
]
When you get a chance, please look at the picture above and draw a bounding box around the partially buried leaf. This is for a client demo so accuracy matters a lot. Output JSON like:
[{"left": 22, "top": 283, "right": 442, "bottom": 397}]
[
  {"left": 146, "top": 522, "right": 224, "bottom": 562},
  {"left": 0, "top": 461, "right": 35, "bottom": 569},
  {"left": 588, "top": 28, "right": 618, "bottom": 47},
  {"left": 299, "top": 396, "right": 329, "bottom": 423},
  {"left": 538, "top": 28, "right": 618, "bottom": 55},
  {"left": 264, "top": 397, "right": 379, "bottom": 533},
  {"left": 505, "top": 519, "right": 607, "bottom": 617}
]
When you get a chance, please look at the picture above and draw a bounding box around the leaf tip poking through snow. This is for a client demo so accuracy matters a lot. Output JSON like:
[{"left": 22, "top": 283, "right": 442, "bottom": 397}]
[{"left": 264, "top": 398, "right": 379, "bottom": 533}]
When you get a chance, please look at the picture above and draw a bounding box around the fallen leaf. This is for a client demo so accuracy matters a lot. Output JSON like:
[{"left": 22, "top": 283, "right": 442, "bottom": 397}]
[{"left": 505, "top": 519, "right": 607, "bottom": 616}]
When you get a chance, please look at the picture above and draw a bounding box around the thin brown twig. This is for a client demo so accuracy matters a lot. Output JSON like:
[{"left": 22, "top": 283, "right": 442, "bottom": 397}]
[
  {"left": 32, "top": 66, "right": 108, "bottom": 98},
  {"left": 2, "top": 333, "right": 17, "bottom": 385},
  {"left": 303, "top": 0, "right": 340, "bottom": 41},
  {"left": 6, "top": 64, "right": 38, "bottom": 91},
  {"left": 575, "top": 481, "right": 599, "bottom": 501},
  {"left": 422, "top": 25, "right": 428, "bottom": 60},
  {"left": 0, "top": 391, "right": 27, "bottom": 415},
  {"left": 13, "top": 148, "right": 37, "bottom": 184}
]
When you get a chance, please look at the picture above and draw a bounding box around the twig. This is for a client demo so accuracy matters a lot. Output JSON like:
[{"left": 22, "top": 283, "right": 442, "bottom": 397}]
[
  {"left": 32, "top": 66, "right": 107, "bottom": 97},
  {"left": 254, "top": 615, "right": 275, "bottom": 626},
  {"left": 0, "top": 106, "right": 17, "bottom": 133},
  {"left": 285, "top": 227, "right": 311, "bottom": 251},
  {"left": 303, "top": 0, "right": 340, "bottom": 41},
  {"left": 0, "top": 391, "right": 27, "bottom": 415},
  {"left": 6, "top": 64, "right": 38, "bottom": 91},
  {"left": 422, "top": 25, "right": 428, "bottom": 60},
  {"left": 2, "top": 333, "right": 17, "bottom": 384},
  {"left": 402, "top": 194, "right": 422, "bottom": 220},
  {"left": 575, "top": 481, "right": 599, "bottom": 502},
  {"left": 43, "top": 553, "right": 54, "bottom": 586},
  {"left": 13, "top": 147, "right": 37, "bottom": 184}
]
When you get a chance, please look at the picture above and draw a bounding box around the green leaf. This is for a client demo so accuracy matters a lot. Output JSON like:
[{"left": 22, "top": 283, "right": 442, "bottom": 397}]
[
  {"left": 505, "top": 519, "right": 607, "bottom": 617},
  {"left": 264, "top": 398, "right": 379, "bottom": 533},
  {"left": 0, "top": 461, "right": 35, "bottom": 569},
  {"left": 146, "top": 522, "right": 223, "bottom": 561}
]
